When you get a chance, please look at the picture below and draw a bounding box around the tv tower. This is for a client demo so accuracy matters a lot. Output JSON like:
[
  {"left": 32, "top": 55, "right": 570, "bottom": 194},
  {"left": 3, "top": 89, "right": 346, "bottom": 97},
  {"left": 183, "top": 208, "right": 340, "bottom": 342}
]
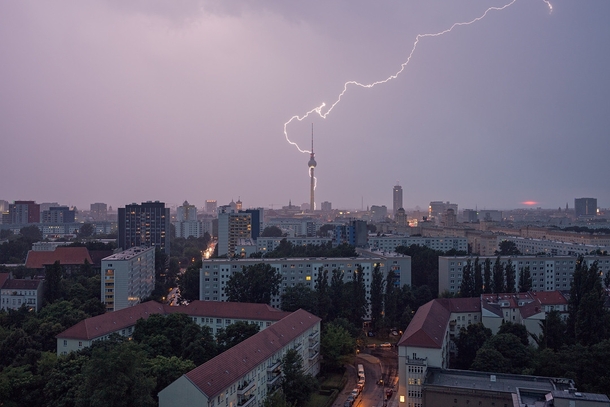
[{"left": 308, "top": 124, "right": 317, "bottom": 212}]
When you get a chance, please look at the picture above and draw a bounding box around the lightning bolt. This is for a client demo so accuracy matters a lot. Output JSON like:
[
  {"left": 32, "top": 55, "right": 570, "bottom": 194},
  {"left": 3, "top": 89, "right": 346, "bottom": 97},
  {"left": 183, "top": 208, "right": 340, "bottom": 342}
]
[{"left": 283, "top": 0, "right": 553, "bottom": 155}]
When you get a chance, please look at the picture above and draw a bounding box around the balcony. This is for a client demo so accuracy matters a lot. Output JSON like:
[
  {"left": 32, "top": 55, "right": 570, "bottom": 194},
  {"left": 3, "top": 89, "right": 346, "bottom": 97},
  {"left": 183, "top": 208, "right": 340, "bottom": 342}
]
[
  {"left": 309, "top": 350, "right": 319, "bottom": 361},
  {"left": 267, "top": 360, "right": 281, "bottom": 373},
  {"left": 309, "top": 330, "right": 320, "bottom": 341},
  {"left": 267, "top": 372, "right": 281, "bottom": 387},
  {"left": 237, "top": 380, "right": 254, "bottom": 396},
  {"left": 293, "top": 343, "right": 303, "bottom": 352},
  {"left": 237, "top": 394, "right": 256, "bottom": 407}
]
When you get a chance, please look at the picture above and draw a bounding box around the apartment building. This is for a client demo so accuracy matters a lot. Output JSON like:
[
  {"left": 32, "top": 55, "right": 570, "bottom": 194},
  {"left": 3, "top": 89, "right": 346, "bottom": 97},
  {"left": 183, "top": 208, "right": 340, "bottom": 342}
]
[
  {"left": 56, "top": 300, "right": 290, "bottom": 356},
  {"left": 0, "top": 274, "right": 44, "bottom": 312},
  {"left": 158, "top": 309, "right": 321, "bottom": 407},
  {"left": 101, "top": 246, "right": 155, "bottom": 312},
  {"left": 368, "top": 235, "right": 467, "bottom": 253},
  {"left": 199, "top": 254, "right": 411, "bottom": 308}
]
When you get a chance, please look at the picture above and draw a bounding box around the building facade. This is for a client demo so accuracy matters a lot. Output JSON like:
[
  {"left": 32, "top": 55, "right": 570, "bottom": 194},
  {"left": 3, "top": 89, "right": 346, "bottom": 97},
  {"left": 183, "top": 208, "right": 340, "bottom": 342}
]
[
  {"left": 368, "top": 235, "right": 467, "bottom": 253},
  {"left": 393, "top": 184, "right": 403, "bottom": 217},
  {"left": 101, "top": 246, "right": 155, "bottom": 312},
  {"left": 575, "top": 197, "right": 597, "bottom": 218},
  {"left": 118, "top": 201, "right": 170, "bottom": 254},
  {"left": 217, "top": 207, "right": 251, "bottom": 257},
  {"left": 0, "top": 276, "right": 44, "bottom": 312},
  {"left": 9, "top": 200, "right": 40, "bottom": 224}
]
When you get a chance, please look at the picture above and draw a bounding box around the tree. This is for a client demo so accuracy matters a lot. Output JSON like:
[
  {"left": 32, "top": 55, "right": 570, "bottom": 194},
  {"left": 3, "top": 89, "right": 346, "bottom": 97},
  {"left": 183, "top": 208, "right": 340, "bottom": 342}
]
[
  {"left": 329, "top": 269, "right": 345, "bottom": 321},
  {"left": 281, "top": 349, "right": 318, "bottom": 406},
  {"left": 518, "top": 266, "right": 532, "bottom": 292},
  {"left": 369, "top": 265, "right": 385, "bottom": 332},
  {"left": 19, "top": 225, "right": 42, "bottom": 241},
  {"left": 314, "top": 268, "right": 331, "bottom": 322},
  {"left": 504, "top": 259, "right": 516, "bottom": 293},
  {"left": 225, "top": 263, "right": 283, "bottom": 304},
  {"left": 320, "top": 321, "right": 355, "bottom": 372},
  {"left": 458, "top": 259, "right": 474, "bottom": 297},
  {"left": 348, "top": 266, "right": 368, "bottom": 328},
  {"left": 178, "top": 263, "right": 200, "bottom": 302},
  {"left": 261, "top": 226, "right": 284, "bottom": 237},
  {"left": 145, "top": 355, "right": 195, "bottom": 397},
  {"left": 216, "top": 321, "right": 260, "bottom": 353},
  {"left": 77, "top": 223, "right": 95, "bottom": 238},
  {"left": 280, "top": 283, "right": 315, "bottom": 314},
  {"left": 492, "top": 256, "right": 504, "bottom": 293},
  {"left": 473, "top": 257, "right": 483, "bottom": 297},
  {"left": 471, "top": 347, "right": 510, "bottom": 373},
  {"left": 497, "top": 321, "right": 529, "bottom": 346},
  {"left": 483, "top": 258, "right": 492, "bottom": 294},
  {"left": 44, "top": 261, "right": 63, "bottom": 304},
  {"left": 453, "top": 323, "right": 492, "bottom": 369},
  {"left": 76, "top": 341, "right": 156, "bottom": 407},
  {"left": 567, "top": 258, "right": 607, "bottom": 345},
  {"left": 480, "top": 333, "right": 531, "bottom": 374},
  {"left": 495, "top": 240, "right": 521, "bottom": 256},
  {"left": 534, "top": 310, "right": 566, "bottom": 351}
]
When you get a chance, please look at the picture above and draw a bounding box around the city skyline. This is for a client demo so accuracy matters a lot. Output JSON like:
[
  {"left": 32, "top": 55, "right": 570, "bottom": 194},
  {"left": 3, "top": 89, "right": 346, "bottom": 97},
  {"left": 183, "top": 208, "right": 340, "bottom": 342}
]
[{"left": 1, "top": 1, "right": 609, "bottom": 210}]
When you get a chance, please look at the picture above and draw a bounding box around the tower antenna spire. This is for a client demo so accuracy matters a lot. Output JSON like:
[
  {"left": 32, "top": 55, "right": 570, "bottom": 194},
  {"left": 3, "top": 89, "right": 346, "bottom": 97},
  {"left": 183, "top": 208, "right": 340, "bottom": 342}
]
[{"left": 311, "top": 123, "right": 314, "bottom": 152}]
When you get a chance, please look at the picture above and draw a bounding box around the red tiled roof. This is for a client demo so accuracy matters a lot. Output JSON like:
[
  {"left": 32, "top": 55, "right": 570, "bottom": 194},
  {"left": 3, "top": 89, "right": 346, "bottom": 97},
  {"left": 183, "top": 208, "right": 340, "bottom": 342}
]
[
  {"left": 56, "top": 300, "right": 291, "bottom": 341},
  {"left": 57, "top": 301, "right": 167, "bottom": 340},
  {"left": 0, "top": 273, "right": 9, "bottom": 289},
  {"left": 2, "top": 279, "right": 43, "bottom": 290},
  {"left": 529, "top": 290, "right": 567, "bottom": 305},
  {"left": 520, "top": 300, "right": 544, "bottom": 319},
  {"left": 398, "top": 300, "right": 450, "bottom": 349},
  {"left": 88, "top": 250, "right": 114, "bottom": 267},
  {"left": 438, "top": 297, "right": 481, "bottom": 313},
  {"left": 25, "top": 247, "right": 93, "bottom": 269},
  {"left": 184, "top": 309, "right": 320, "bottom": 398}
]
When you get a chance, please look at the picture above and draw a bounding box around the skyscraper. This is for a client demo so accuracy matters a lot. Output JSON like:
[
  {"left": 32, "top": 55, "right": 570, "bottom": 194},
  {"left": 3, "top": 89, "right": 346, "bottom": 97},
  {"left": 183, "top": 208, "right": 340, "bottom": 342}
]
[
  {"left": 9, "top": 201, "right": 40, "bottom": 224},
  {"left": 574, "top": 198, "right": 597, "bottom": 218},
  {"left": 217, "top": 207, "right": 251, "bottom": 257},
  {"left": 118, "top": 201, "right": 170, "bottom": 254},
  {"left": 393, "top": 184, "right": 403, "bottom": 216},
  {"left": 308, "top": 127, "right": 317, "bottom": 213}
]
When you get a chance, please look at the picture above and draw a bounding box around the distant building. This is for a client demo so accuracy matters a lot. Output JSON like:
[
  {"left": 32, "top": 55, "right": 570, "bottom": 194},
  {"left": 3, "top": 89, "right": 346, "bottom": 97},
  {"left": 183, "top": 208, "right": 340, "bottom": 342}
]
[
  {"left": 478, "top": 209, "right": 502, "bottom": 222},
  {"left": 370, "top": 205, "right": 388, "bottom": 222},
  {"left": 393, "top": 184, "right": 403, "bottom": 217},
  {"left": 9, "top": 200, "right": 40, "bottom": 224},
  {"left": 256, "top": 237, "right": 332, "bottom": 254},
  {"left": 90, "top": 203, "right": 108, "bottom": 221},
  {"left": 368, "top": 235, "right": 467, "bottom": 253},
  {"left": 321, "top": 201, "right": 332, "bottom": 212},
  {"left": 158, "top": 309, "right": 321, "bottom": 407},
  {"left": 176, "top": 200, "right": 197, "bottom": 221},
  {"left": 242, "top": 208, "right": 264, "bottom": 240},
  {"left": 118, "top": 201, "right": 170, "bottom": 254},
  {"left": 575, "top": 197, "right": 597, "bottom": 217},
  {"left": 0, "top": 200, "right": 9, "bottom": 213},
  {"left": 101, "top": 246, "right": 155, "bottom": 312},
  {"left": 217, "top": 207, "right": 251, "bottom": 257},
  {"left": 41, "top": 206, "right": 75, "bottom": 223},
  {"left": 334, "top": 220, "right": 368, "bottom": 247},
  {"left": 462, "top": 208, "right": 478, "bottom": 223},
  {"left": 428, "top": 201, "right": 458, "bottom": 221},
  {"left": 205, "top": 200, "right": 217, "bottom": 214}
]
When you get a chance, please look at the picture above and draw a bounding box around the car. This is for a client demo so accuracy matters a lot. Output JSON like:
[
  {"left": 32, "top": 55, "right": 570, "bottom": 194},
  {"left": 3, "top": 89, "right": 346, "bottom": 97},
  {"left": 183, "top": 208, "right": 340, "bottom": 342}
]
[
  {"left": 345, "top": 395, "right": 355, "bottom": 405},
  {"left": 344, "top": 401, "right": 352, "bottom": 407},
  {"left": 351, "top": 388, "right": 359, "bottom": 398},
  {"left": 380, "top": 342, "right": 392, "bottom": 348}
]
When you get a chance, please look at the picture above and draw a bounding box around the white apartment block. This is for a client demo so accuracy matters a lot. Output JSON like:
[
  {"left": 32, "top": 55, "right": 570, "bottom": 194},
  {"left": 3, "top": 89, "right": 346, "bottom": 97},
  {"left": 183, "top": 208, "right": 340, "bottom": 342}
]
[
  {"left": 438, "top": 255, "right": 610, "bottom": 295},
  {"left": 159, "top": 309, "right": 321, "bottom": 407},
  {"left": 256, "top": 237, "right": 333, "bottom": 253},
  {"left": 101, "top": 246, "right": 155, "bottom": 312},
  {"left": 368, "top": 235, "right": 467, "bottom": 253},
  {"left": 499, "top": 236, "right": 610, "bottom": 257},
  {"left": 56, "top": 300, "right": 290, "bottom": 356},
  {"left": 0, "top": 277, "right": 44, "bottom": 312},
  {"left": 173, "top": 220, "right": 204, "bottom": 238},
  {"left": 200, "top": 254, "right": 411, "bottom": 309}
]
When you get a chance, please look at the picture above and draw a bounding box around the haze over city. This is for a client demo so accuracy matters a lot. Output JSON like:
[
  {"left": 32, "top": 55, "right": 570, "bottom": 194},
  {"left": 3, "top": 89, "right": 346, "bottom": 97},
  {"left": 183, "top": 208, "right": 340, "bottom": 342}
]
[{"left": 1, "top": 0, "right": 608, "bottom": 210}]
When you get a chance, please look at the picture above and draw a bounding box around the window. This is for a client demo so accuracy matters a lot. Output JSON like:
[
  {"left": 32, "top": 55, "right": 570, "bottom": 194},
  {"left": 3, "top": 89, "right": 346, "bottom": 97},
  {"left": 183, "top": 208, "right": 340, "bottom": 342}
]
[{"left": 63, "top": 340, "right": 67, "bottom": 347}]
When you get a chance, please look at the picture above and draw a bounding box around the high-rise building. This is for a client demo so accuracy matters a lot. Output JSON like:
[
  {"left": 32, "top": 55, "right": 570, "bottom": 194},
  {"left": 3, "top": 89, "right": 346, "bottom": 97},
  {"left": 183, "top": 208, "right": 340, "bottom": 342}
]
[
  {"left": 321, "top": 201, "right": 332, "bottom": 212},
  {"left": 205, "top": 200, "right": 217, "bottom": 214},
  {"left": 101, "top": 246, "right": 155, "bottom": 312},
  {"left": 242, "top": 208, "right": 263, "bottom": 240},
  {"left": 41, "top": 207, "right": 75, "bottom": 223},
  {"left": 9, "top": 201, "right": 40, "bottom": 224},
  {"left": 393, "top": 184, "right": 403, "bottom": 216},
  {"left": 574, "top": 197, "right": 597, "bottom": 218},
  {"left": 429, "top": 201, "right": 458, "bottom": 220},
  {"left": 176, "top": 201, "right": 197, "bottom": 221},
  {"left": 118, "top": 201, "right": 170, "bottom": 254},
  {"left": 217, "top": 207, "right": 251, "bottom": 257},
  {"left": 90, "top": 203, "right": 108, "bottom": 221},
  {"left": 308, "top": 128, "right": 317, "bottom": 212}
]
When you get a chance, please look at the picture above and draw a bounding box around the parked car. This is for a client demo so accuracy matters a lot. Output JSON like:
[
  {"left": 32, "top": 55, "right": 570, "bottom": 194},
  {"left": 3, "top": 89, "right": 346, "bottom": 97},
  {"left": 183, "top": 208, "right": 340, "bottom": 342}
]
[
  {"left": 380, "top": 342, "right": 392, "bottom": 348},
  {"left": 345, "top": 395, "right": 355, "bottom": 405}
]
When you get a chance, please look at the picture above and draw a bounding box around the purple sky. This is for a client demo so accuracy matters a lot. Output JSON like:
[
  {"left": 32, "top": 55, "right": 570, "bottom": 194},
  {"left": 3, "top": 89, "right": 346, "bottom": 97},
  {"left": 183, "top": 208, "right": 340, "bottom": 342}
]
[{"left": 1, "top": 0, "right": 608, "bottom": 212}]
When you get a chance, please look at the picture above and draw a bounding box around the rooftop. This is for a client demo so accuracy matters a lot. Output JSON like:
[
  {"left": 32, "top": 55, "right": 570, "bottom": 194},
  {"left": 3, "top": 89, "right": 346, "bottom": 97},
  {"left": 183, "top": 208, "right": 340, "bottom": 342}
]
[
  {"left": 102, "top": 246, "right": 154, "bottom": 261},
  {"left": 25, "top": 246, "right": 93, "bottom": 269}
]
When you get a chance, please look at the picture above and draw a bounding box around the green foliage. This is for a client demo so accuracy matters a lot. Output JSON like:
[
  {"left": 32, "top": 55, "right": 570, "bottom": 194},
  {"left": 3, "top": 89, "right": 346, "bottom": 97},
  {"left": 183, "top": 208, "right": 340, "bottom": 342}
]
[
  {"left": 347, "top": 266, "right": 367, "bottom": 328},
  {"left": 568, "top": 258, "right": 607, "bottom": 345},
  {"left": 145, "top": 355, "right": 196, "bottom": 398},
  {"left": 453, "top": 323, "right": 492, "bottom": 369},
  {"left": 518, "top": 266, "right": 532, "bottom": 292},
  {"left": 281, "top": 283, "right": 316, "bottom": 314},
  {"left": 263, "top": 239, "right": 357, "bottom": 258},
  {"left": 534, "top": 310, "right": 566, "bottom": 351},
  {"left": 504, "top": 259, "right": 516, "bottom": 293},
  {"left": 261, "top": 226, "right": 284, "bottom": 237},
  {"left": 281, "top": 349, "right": 319, "bottom": 407},
  {"left": 77, "top": 223, "right": 95, "bottom": 238},
  {"left": 216, "top": 321, "right": 260, "bottom": 353},
  {"left": 369, "top": 265, "right": 385, "bottom": 332},
  {"left": 178, "top": 260, "right": 201, "bottom": 302},
  {"left": 320, "top": 322, "right": 355, "bottom": 373},
  {"left": 225, "top": 263, "right": 283, "bottom": 304},
  {"left": 19, "top": 225, "right": 43, "bottom": 241},
  {"left": 492, "top": 256, "right": 505, "bottom": 293},
  {"left": 472, "top": 333, "right": 532, "bottom": 374},
  {"left": 458, "top": 259, "right": 474, "bottom": 297},
  {"left": 498, "top": 321, "right": 529, "bottom": 346},
  {"left": 483, "top": 258, "right": 492, "bottom": 294},
  {"left": 314, "top": 269, "right": 331, "bottom": 322},
  {"left": 473, "top": 257, "right": 483, "bottom": 297},
  {"left": 44, "top": 261, "right": 63, "bottom": 305},
  {"left": 495, "top": 240, "right": 521, "bottom": 256}
]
